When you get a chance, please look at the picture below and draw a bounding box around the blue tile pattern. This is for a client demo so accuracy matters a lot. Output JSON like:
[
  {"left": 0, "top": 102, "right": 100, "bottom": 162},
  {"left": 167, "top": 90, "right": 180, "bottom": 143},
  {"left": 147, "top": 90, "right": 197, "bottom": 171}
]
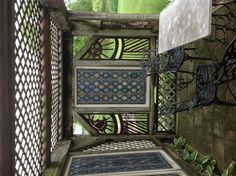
[
  {"left": 69, "top": 152, "right": 171, "bottom": 175},
  {"left": 76, "top": 68, "right": 146, "bottom": 104}
]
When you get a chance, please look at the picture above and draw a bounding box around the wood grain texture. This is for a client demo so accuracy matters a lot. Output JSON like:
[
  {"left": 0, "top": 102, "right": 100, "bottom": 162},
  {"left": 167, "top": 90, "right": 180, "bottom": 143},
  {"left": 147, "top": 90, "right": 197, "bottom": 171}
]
[{"left": 0, "top": 1, "right": 15, "bottom": 175}]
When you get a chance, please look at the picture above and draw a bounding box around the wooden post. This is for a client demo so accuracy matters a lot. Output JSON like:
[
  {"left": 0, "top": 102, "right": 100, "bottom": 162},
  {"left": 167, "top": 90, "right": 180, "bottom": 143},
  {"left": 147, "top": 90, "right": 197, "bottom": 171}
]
[
  {"left": 41, "top": 8, "right": 52, "bottom": 168},
  {"left": 40, "top": 0, "right": 70, "bottom": 31},
  {"left": 59, "top": 31, "right": 64, "bottom": 140},
  {"left": 0, "top": 1, "right": 15, "bottom": 176},
  {"left": 62, "top": 32, "right": 73, "bottom": 138},
  {"left": 149, "top": 37, "right": 157, "bottom": 135}
]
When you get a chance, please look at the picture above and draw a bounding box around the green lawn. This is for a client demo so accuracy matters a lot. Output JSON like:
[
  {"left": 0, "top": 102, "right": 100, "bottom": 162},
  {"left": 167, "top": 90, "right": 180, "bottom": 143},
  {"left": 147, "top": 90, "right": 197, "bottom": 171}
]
[{"left": 118, "top": 0, "right": 169, "bottom": 14}]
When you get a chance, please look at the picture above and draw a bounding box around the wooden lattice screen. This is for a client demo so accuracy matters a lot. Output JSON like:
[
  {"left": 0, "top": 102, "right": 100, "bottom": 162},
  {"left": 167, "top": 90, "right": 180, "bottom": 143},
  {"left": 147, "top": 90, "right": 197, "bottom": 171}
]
[
  {"left": 155, "top": 72, "right": 176, "bottom": 133},
  {"left": 12, "top": 0, "right": 64, "bottom": 175},
  {"left": 14, "top": 0, "right": 45, "bottom": 175},
  {"left": 50, "top": 18, "right": 63, "bottom": 151}
]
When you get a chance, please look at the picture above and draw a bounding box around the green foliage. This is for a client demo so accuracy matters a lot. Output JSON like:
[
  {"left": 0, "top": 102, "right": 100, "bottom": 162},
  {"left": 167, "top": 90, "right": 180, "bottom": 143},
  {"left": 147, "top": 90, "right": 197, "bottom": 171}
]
[
  {"left": 169, "top": 137, "right": 186, "bottom": 151},
  {"left": 73, "top": 36, "right": 89, "bottom": 57},
  {"left": 186, "top": 150, "right": 199, "bottom": 162},
  {"left": 195, "top": 155, "right": 214, "bottom": 173},
  {"left": 182, "top": 148, "right": 191, "bottom": 161},
  {"left": 66, "top": 0, "right": 118, "bottom": 12},
  {"left": 197, "top": 155, "right": 211, "bottom": 166},
  {"left": 66, "top": 0, "right": 93, "bottom": 11},
  {"left": 92, "top": 0, "right": 103, "bottom": 12},
  {"left": 222, "top": 161, "right": 235, "bottom": 176},
  {"left": 180, "top": 148, "right": 200, "bottom": 164},
  {"left": 203, "top": 165, "right": 215, "bottom": 176},
  {"left": 170, "top": 137, "right": 223, "bottom": 176},
  {"left": 118, "top": 0, "right": 169, "bottom": 14},
  {"left": 161, "top": 72, "right": 176, "bottom": 86},
  {"left": 171, "top": 138, "right": 235, "bottom": 176},
  {"left": 99, "top": 0, "right": 118, "bottom": 12}
]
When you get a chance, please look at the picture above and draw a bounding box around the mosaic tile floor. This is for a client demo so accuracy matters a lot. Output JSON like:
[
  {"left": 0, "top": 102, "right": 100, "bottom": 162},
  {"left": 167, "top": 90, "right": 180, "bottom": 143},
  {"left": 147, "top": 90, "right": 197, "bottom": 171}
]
[{"left": 65, "top": 150, "right": 182, "bottom": 176}]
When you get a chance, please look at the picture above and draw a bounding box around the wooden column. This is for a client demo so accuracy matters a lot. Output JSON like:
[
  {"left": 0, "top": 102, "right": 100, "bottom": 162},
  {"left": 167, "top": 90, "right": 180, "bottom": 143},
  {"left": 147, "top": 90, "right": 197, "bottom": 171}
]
[
  {"left": 149, "top": 37, "right": 157, "bottom": 135},
  {"left": 59, "top": 31, "right": 64, "bottom": 139},
  {"left": 41, "top": 8, "right": 52, "bottom": 168},
  {"left": 0, "top": 1, "right": 15, "bottom": 176},
  {"left": 40, "top": 0, "right": 70, "bottom": 31},
  {"left": 62, "top": 32, "right": 73, "bottom": 138}
]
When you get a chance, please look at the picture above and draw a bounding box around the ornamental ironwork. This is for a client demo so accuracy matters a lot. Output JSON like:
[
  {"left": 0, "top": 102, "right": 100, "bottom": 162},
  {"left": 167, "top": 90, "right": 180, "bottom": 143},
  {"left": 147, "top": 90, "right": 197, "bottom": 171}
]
[
  {"left": 208, "top": 1, "right": 236, "bottom": 46},
  {"left": 81, "top": 37, "right": 150, "bottom": 60},
  {"left": 79, "top": 113, "right": 149, "bottom": 135},
  {"left": 176, "top": 36, "right": 236, "bottom": 112}
]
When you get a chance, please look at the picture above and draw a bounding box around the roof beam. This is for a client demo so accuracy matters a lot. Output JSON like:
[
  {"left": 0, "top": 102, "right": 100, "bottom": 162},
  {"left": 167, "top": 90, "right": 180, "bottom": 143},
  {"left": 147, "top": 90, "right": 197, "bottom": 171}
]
[
  {"left": 72, "top": 28, "right": 156, "bottom": 37},
  {"left": 40, "top": 0, "right": 60, "bottom": 8},
  {"left": 68, "top": 11, "right": 159, "bottom": 22}
]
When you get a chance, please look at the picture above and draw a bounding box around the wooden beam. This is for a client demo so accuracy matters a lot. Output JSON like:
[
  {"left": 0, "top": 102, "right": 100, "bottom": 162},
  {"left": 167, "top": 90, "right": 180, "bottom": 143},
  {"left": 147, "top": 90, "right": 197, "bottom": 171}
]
[
  {"left": 74, "top": 107, "right": 150, "bottom": 113},
  {"left": 40, "top": 0, "right": 60, "bottom": 8},
  {"left": 70, "top": 135, "right": 153, "bottom": 152},
  {"left": 40, "top": 0, "right": 71, "bottom": 31},
  {"left": 73, "top": 60, "right": 141, "bottom": 67},
  {"left": 71, "top": 20, "right": 101, "bottom": 30},
  {"left": 70, "top": 134, "right": 176, "bottom": 152},
  {"left": 68, "top": 11, "right": 159, "bottom": 22},
  {"left": 71, "top": 146, "right": 163, "bottom": 156},
  {"left": 43, "top": 140, "right": 71, "bottom": 176},
  {"left": 0, "top": 1, "right": 15, "bottom": 175},
  {"left": 72, "top": 28, "right": 156, "bottom": 37},
  {"left": 51, "top": 10, "right": 70, "bottom": 31},
  {"left": 72, "top": 109, "right": 97, "bottom": 135}
]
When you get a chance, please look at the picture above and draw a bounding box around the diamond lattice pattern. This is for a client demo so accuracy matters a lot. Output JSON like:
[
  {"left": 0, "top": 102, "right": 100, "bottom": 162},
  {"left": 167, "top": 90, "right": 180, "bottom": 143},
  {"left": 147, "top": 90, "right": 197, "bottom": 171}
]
[
  {"left": 156, "top": 72, "right": 176, "bottom": 132},
  {"left": 50, "top": 19, "right": 63, "bottom": 151},
  {"left": 14, "top": 0, "right": 44, "bottom": 175}
]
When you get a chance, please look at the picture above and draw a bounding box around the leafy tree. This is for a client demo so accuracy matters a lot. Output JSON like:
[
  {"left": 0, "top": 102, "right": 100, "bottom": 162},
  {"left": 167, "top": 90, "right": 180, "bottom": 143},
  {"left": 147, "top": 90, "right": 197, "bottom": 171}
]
[{"left": 65, "top": 0, "right": 93, "bottom": 11}]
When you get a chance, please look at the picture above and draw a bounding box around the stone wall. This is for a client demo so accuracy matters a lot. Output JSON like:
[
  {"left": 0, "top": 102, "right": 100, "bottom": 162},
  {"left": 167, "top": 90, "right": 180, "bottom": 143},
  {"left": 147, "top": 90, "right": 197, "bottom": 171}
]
[{"left": 177, "top": 4, "right": 236, "bottom": 172}]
